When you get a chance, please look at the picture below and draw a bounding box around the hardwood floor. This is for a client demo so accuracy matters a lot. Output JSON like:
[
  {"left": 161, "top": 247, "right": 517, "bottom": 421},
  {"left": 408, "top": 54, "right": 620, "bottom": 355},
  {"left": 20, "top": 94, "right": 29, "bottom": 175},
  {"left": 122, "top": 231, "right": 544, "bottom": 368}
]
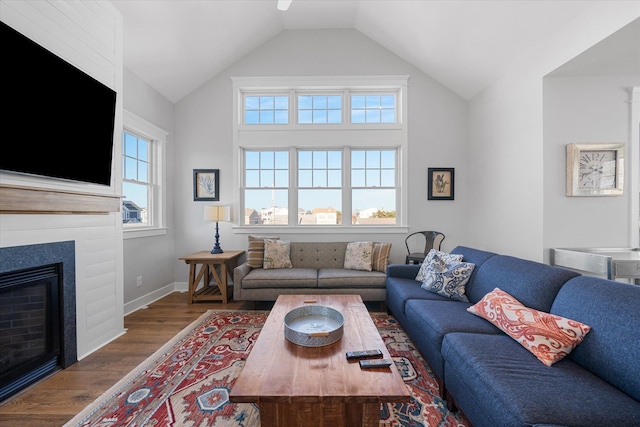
[{"left": 0, "top": 291, "right": 262, "bottom": 427}]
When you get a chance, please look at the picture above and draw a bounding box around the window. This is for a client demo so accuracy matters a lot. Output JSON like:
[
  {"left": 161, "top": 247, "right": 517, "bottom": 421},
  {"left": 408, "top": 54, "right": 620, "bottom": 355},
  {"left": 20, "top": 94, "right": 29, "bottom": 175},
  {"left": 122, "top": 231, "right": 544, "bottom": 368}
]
[
  {"left": 298, "top": 95, "right": 342, "bottom": 124},
  {"left": 233, "top": 76, "right": 408, "bottom": 231},
  {"left": 244, "top": 150, "right": 289, "bottom": 225},
  {"left": 242, "top": 147, "right": 397, "bottom": 226},
  {"left": 245, "top": 95, "right": 289, "bottom": 124},
  {"left": 122, "top": 110, "right": 168, "bottom": 237},
  {"left": 351, "top": 94, "right": 396, "bottom": 123}
]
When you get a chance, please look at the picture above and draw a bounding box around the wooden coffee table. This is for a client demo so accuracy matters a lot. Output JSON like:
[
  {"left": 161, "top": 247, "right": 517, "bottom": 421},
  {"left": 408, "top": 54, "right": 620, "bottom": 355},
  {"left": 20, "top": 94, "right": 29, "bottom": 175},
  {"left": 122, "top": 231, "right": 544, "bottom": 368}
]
[{"left": 229, "top": 294, "right": 410, "bottom": 427}]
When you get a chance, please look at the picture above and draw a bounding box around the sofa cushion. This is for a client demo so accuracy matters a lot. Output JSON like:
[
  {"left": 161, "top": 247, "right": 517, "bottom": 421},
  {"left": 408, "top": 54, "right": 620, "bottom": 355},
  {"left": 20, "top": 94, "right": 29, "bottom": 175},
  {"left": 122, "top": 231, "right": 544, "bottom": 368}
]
[
  {"left": 420, "top": 261, "right": 475, "bottom": 302},
  {"left": 263, "top": 239, "right": 293, "bottom": 269},
  {"left": 415, "top": 249, "right": 463, "bottom": 282},
  {"left": 551, "top": 276, "right": 640, "bottom": 402},
  {"left": 442, "top": 332, "right": 640, "bottom": 427},
  {"left": 344, "top": 241, "right": 374, "bottom": 271},
  {"left": 464, "top": 255, "right": 580, "bottom": 310},
  {"left": 468, "top": 288, "right": 591, "bottom": 366},
  {"left": 289, "top": 242, "right": 347, "bottom": 269},
  {"left": 246, "top": 235, "right": 279, "bottom": 268},
  {"left": 404, "top": 299, "right": 502, "bottom": 380},
  {"left": 371, "top": 242, "right": 392, "bottom": 273},
  {"left": 317, "top": 268, "right": 386, "bottom": 288},
  {"left": 241, "top": 267, "right": 317, "bottom": 289}
]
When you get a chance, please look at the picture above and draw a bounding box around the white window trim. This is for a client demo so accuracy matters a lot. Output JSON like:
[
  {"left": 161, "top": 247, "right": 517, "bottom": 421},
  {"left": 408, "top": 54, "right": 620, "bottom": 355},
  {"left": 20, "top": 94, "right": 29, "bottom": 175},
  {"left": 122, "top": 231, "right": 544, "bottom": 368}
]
[
  {"left": 122, "top": 110, "right": 169, "bottom": 239},
  {"left": 231, "top": 76, "right": 409, "bottom": 234}
]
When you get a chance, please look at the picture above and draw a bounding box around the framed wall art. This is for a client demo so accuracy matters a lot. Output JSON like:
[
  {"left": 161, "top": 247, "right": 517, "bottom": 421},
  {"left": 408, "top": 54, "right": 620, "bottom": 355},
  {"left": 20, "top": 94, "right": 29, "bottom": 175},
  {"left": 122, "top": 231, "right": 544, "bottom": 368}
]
[
  {"left": 566, "top": 143, "right": 624, "bottom": 197},
  {"left": 193, "top": 169, "right": 220, "bottom": 201},
  {"left": 428, "top": 168, "right": 454, "bottom": 200}
]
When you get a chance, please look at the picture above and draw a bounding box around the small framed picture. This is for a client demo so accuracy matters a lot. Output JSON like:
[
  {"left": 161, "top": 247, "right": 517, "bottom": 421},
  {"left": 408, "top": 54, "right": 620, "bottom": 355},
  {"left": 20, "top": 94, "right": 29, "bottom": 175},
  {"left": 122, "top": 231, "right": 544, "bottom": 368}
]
[
  {"left": 193, "top": 169, "right": 219, "bottom": 201},
  {"left": 428, "top": 168, "right": 454, "bottom": 200}
]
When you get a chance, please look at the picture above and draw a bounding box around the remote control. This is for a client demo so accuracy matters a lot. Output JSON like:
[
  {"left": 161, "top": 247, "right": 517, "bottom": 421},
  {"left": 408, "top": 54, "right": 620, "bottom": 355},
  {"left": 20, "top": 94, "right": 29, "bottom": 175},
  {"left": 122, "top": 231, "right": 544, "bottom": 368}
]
[
  {"left": 359, "top": 358, "right": 392, "bottom": 369},
  {"left": 346, "top": 349, "right": 383, "bottom": 360}
]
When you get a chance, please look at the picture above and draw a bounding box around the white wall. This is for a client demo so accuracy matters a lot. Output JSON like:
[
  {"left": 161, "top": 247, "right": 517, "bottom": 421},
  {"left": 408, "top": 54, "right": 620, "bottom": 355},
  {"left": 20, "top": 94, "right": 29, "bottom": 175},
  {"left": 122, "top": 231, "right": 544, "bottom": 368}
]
[
  {"left": 0, "top": 0, "right": 125, "bottom": 359},
  {"left": 121, "top": 68, "right": 177, "bottom": 313},
  {"left": 468, "top": 2, "right": 640, "bottom": 261},
  {"left": 172, "top": 29, "right": 469, "bottom": 282},
  {"left": 543, "top": 75, "right": 640, "bottom": 259}
]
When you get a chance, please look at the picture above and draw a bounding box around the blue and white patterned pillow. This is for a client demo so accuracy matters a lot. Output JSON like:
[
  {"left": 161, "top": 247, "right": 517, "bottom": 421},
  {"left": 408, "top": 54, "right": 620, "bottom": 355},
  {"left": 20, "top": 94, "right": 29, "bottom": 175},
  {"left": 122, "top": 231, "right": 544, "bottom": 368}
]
[
  {"left": 415, "top": 249, "right": 463, "bottom": 282},
  {"left": 420, "top": 261, "right": 475, "bottom": 302}
]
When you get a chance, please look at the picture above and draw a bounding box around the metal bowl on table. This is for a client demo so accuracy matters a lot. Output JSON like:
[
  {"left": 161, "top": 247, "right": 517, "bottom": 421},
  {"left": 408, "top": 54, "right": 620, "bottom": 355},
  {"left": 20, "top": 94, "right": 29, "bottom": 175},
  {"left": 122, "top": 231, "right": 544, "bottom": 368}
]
[{"left": 284, "top": 305, "right": 344, "bottom": 347}]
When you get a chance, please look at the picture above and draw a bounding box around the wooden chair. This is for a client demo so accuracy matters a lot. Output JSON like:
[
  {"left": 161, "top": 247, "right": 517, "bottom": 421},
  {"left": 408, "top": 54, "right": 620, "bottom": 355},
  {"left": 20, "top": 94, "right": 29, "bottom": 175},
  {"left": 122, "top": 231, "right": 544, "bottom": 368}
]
[{"left": 405, "top": 231, "right": 445, "bottom": 264}]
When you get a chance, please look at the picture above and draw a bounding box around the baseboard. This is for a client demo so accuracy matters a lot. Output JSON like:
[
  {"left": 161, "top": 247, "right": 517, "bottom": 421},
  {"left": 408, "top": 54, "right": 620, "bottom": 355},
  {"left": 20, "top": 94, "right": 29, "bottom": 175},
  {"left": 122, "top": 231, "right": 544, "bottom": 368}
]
[{"left": 124, "top": 282, "right": 188, "bottom": 316}]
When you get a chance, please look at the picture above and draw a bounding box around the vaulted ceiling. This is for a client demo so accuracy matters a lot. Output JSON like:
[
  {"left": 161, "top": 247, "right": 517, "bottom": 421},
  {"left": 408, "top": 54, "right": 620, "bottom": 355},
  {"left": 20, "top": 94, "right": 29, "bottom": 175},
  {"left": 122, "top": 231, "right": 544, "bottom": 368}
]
[{"left": 111, "top": 1, "right": 636, "bottom": 104}]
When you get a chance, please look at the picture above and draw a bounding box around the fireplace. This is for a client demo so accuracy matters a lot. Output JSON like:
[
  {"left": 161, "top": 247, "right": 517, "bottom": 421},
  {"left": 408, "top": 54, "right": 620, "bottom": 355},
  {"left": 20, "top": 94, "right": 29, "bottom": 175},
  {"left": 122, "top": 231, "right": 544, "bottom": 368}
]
[{"left": 0, "top": 241, "right": 77, "bottom": 402}]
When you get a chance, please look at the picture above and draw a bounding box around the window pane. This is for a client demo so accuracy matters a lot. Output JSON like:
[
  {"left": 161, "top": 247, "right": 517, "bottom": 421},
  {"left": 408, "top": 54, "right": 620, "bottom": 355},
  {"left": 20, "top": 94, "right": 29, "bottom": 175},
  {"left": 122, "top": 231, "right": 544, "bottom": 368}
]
[
  {"left": 299, "top": 151, "right": 312, "bottom": 169},
  {"left": 260, "top": 152, "right": 274, "bottom": 169},
  {"left": 313, "top": 151, "right": 327, "bottom": 168},
  {"left": 299, "top": 170, "right": 312, "bottom": 187},
  {"left": 352, "top": 189, "right": 396, "bottom": 225},
  {"left": 260, "top": 170, "right": 274, "bottom": 187},
  {"left": 298, "top": 189, "right": 342, "bottom": 225},
  {"left": 275, "top": 151, "right": 289, "bottom": 168},
  {"left": 313, "top": 96, "right": 327, "bottom": 109},
  {"left": 138, "top": 162, "right": 148, "bottom": 183},
  {"left": 328, "top": 110, "right": 341, "bottom": 123},
  {"left": 366, "top": 95, "right": 380, "bottom": 108},
  {"left": 328, "top": 95, "right": 341, "bottom": 109},
  {"left": 246, "top": 96, "right": 259, "bottom": 110},
  {"left": 299, "top": 110, "right": 312, "bottom": 124},
  {"left": 366, "top": 151, "right": 380, "bottom": 168},
  {"left": 125, "top": 157, "right": 137, "bottom": 180},
  {"left": 245, "top": 189, "right": 288, "bottom": 225},
  {"left": 381, "top": 150, "right": 395, "bottom": 168},
  {"left": 381, "top": 95, "right": 395, "bottom": 108},
  {"left": 274, "top": 170, "right": 288, "bottom": 187},
  {"left": 138, "top": 140, "right": 147, "bottom": 161},
  {"left": 351, "top": 110, "right": 365, "bottom": 123},
  {"left": 313, "top": 110, "right": 327, "bottom": 123},
  {"left": 246, "top": 170, "right": 260, "bottom": 187},
  {"left": 246, "top": 151, "right": 260, "bottom": 169},
  {"left": 298, "top": 96, "right": 312, "bottom": 109},
  {"left": 313, "top": 170, "right": 327, "bottom": 187},
  {"left": 122, "top": 182, "right": 149, "bottom": 226},
  {"left": 275, "top": 110, "right": 288, "bottom": 124},
  {"left": 381, "top": 169, "right": 395, "bottom": 187},
  {"left": 351, "top": 151, "right": 365, "bottom": 168},
  {"left": 328, "top": 169, "right": 341, "bottom": 187},
  {"left": 260, "top": 97, "right": 274, "bottom": 109},
  {"left": 245, "top": 111, "right": 259, "bottom": 124},
  {"left": 352, "top": 96, "right": 365, "bottom": 109},
  {"left": 352, "top": 169, "right": 365, "bottom": 187},
  {"left": 328, "top": 151, "right": 341, "bottom": 168},
  {"left": 275, "top": 96, "right": 288, "bottom": 109},
  {"left": 260, "top": 110, "right": 274, "bottom": 124},
  {"left": 366, "top": 169, "right": 380, "bottom": 187},
  {"left": 366, "top": 109, "right": 380, "bottom": 123},
  {"left": 124, "top": 134, "right": 137, "bottom": 156}
]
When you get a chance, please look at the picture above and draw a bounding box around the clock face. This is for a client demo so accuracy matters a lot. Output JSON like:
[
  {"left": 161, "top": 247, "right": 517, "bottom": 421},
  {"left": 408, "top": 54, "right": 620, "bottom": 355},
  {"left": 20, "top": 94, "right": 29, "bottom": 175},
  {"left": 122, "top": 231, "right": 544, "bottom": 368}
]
[{"left": 578, "top": 150, "right": 617, "bottom": 189}]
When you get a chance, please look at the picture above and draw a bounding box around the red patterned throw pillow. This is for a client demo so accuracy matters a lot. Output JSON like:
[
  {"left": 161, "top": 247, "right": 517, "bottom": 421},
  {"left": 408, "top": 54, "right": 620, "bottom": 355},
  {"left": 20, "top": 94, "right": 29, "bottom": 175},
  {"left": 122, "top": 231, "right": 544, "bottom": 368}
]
[{"left": 467, "top": 288, "right": 591, "bottom": 366}]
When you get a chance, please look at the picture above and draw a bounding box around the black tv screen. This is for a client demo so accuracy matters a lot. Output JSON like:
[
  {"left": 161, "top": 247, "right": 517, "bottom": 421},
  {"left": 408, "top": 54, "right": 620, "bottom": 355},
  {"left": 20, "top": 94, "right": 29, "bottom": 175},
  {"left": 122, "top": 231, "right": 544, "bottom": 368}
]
[{"left": 1, "top": 21, "right": 117, "bottom": 186}]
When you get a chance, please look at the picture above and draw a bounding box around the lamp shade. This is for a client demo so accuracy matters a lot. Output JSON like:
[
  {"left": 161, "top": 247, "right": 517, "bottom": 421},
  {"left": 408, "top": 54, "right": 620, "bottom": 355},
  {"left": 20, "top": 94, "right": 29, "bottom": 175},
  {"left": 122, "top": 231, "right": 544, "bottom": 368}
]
[{"left": 203, "top": 205, "right": 230, "bottom": 222}]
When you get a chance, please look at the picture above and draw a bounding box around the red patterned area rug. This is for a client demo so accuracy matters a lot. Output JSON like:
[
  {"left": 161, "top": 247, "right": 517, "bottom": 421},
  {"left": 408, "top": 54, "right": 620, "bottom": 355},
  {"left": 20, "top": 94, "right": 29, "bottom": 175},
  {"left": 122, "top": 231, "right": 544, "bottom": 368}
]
[{"left": 64, "top": 310, "right": 470, "bottom": 427}]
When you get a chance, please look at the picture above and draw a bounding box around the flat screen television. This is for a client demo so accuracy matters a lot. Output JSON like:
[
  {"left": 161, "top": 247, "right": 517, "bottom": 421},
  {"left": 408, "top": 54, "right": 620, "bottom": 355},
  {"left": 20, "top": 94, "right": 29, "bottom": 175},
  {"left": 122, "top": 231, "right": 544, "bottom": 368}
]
[{"left": 1, "top": 21, "right": 117, "bottom": 186}]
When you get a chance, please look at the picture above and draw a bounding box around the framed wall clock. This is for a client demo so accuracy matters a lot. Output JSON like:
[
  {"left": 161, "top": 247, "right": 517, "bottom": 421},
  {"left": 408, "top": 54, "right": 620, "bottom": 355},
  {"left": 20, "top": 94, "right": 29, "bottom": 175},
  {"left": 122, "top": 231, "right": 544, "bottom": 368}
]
[{"left": 566, "top": 143, "right": 624, "bottom": 197}]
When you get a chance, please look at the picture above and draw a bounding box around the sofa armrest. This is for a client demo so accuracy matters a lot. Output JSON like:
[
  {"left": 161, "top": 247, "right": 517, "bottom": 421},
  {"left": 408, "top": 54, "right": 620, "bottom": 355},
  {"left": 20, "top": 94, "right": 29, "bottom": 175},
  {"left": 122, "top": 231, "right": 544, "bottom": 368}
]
[
  {"left": 386, "top": 263, "right": 420, "bottom": 280},
  {"left": 233, "top": 262, "right": 252, "bottom": 300}
]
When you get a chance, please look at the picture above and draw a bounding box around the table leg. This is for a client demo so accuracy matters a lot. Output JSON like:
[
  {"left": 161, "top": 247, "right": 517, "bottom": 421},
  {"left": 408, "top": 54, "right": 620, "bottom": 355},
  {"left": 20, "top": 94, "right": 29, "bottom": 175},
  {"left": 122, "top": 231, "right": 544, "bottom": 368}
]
[{"left": 187, "top": 264, "right": 196, "bottom": 304}]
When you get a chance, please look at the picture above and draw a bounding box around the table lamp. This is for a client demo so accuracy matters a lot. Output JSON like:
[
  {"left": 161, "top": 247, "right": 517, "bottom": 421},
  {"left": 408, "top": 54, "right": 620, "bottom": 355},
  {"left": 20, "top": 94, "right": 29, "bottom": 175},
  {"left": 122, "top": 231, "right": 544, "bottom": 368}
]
[{"left": 203, "top": 205, "right": 230, "bottom": 254}]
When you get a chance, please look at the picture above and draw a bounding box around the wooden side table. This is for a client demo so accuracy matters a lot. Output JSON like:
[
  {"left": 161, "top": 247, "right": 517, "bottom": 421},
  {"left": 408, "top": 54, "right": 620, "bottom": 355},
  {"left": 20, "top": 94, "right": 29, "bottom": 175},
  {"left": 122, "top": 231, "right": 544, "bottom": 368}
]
[{"left": 178, "top": 250, "right": 244, "bottom": 304}]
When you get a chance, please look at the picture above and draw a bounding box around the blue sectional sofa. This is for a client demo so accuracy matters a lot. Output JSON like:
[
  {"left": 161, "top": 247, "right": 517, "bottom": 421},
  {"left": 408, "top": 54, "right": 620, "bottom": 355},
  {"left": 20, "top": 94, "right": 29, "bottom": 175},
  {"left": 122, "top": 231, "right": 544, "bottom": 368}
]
[{"left": 386, "top": 245, "right": 640, "bottom": 427}]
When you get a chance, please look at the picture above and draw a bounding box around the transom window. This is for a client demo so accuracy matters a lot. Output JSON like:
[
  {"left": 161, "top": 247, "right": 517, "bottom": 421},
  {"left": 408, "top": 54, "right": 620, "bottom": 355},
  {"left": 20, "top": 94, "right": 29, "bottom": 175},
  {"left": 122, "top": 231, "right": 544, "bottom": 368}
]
[
  {"left": 298, "top": 95, "right": 342, "bottom": 124},
  {"left": 245, "top": 95, "right": 289, "bottom": 124},
  {"left": 351, "top": 95, "right": 396, "bottom": 123}
]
